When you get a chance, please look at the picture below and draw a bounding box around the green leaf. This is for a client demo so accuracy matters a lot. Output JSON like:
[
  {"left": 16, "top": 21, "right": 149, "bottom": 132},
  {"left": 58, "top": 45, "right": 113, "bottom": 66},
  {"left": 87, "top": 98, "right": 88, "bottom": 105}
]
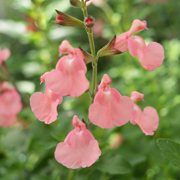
[
  {"left": 93, "top": 154, "right": 132, "bottom": 174},
  {"left": 157, "top": 138, "right": 180, "bottom": 168}
]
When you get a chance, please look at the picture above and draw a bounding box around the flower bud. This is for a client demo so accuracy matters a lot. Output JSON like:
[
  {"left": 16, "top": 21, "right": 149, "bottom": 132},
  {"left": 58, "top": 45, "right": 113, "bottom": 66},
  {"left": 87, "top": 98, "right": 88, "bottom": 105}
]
[
  {"left": 108, "top": 133, "right": 124, "bottom": 150},
  {"left": 53, "top": 10, "right": 84, "bottom": 28},
  {"left": 97, "top": 35, "right": 122, "bottom": 57},
  {"left": 70, "top": 0, "right": 83, "bottom": 8},
  {"left": 84, "top": 15, "right": 95, "bottom": 28}
]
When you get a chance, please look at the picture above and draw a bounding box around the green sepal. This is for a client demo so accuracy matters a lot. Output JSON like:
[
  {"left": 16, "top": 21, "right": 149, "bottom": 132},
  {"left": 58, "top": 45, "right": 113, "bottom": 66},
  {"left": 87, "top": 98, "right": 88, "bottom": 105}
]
[
  {"left": 97, "top": 35, "right": 122, "bottom": 57},
  {"left": 70, "top": 0, "right": 83, "bottom": 8},
  {"left": 53, "top": 10, "right": 84, "bottom": 28},
  {"left": 79, "top": 46, "right": 93, "bottom": 64}
]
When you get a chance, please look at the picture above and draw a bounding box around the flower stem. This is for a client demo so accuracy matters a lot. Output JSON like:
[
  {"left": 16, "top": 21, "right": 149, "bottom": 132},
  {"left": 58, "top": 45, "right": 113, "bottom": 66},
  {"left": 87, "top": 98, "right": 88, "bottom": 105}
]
[{"left": 81, "top": 1, "right": 98, "bottom": 122}]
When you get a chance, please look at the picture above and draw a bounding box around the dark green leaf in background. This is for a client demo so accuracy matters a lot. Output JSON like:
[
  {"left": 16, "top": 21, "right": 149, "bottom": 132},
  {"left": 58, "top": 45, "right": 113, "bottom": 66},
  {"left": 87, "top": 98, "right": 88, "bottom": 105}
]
[
  {"left": 157, "top": 138, "right": 180, "bottom": 168},
  {"left": 93, "top": 154, "right": 132, "bottom": 175}
]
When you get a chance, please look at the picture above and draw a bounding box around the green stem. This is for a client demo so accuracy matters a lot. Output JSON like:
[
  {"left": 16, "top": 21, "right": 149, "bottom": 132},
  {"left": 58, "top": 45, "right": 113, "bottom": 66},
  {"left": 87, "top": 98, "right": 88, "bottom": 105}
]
[
  {"left": 66, "top": 169, "right": 74, "bottom": 180},
  {"left": 81, "top": 1, "right": 98, "bottom": 123}
]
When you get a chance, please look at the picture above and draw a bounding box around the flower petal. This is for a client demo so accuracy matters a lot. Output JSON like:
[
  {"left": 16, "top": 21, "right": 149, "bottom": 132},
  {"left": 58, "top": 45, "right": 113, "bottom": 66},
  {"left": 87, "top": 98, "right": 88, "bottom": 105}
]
[
  {"left": 30, "top": 90, "right": 62, "bottom": 124},
  {"left": 114, "top": 32, "right": 129, "bottom": 53},
  {"left": 89, "top": 88, "right": 134, "bottom": 128},
  {"left": 128, "top": 19, "right": 147, "bottom": 36},
  {"left": 55, "top": 128, "right": 101, "bottom": 169},
  {"left": 45, "top": 69, "right": 89, "bottom": 97},
  {"left": 45, "top": 55, "right": 89, "bottom": 97},
  {"left": 130, "top": 91, "right": 144, "bottom": 102},
  {"left": 137, "top": 106, "right": 159, "bottom": 135},
  {"left": 140, "top": 42, "right": 165, "bottom": 71},
  {"left": 130, "top": 104, "right": 142, "bottom": 125}
]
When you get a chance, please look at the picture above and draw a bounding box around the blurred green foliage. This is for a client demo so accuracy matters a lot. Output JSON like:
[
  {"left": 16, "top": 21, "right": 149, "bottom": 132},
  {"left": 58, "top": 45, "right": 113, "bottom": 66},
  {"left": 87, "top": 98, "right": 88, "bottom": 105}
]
[{"left": 0, "top": 0, "right": 180, "bottom": 179}]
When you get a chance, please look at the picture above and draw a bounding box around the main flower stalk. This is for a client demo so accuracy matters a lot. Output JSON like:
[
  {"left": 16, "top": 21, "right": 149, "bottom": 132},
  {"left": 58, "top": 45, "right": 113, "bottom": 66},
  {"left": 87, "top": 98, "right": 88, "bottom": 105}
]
[{"left": 81, "top": 1, "right": 97, "bottom": 104}]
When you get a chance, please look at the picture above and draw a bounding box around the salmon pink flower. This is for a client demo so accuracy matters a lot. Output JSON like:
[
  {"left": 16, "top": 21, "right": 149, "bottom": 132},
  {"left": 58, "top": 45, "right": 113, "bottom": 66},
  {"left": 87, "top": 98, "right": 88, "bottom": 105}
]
[
  {"left": 0, "top": 89, "right": 22, "bottom": 116},
  {"left": 0, "top": 82, "right": 22, "bottom": 127},
  {"left": 0, "top": 47, "right": 11, "bottom": 64},
  {"left": 55, "top": 115, "right": 101, "bottom": 169},
  {"left": 130, "top": 91, "right": 159, "bottom": 135},
  {"left": 0, "top": 115, "right": 17, "bottom": 127},
  {"left": 30, "top": 87, "right": 62, "bottom": 124},
  {"left": 114, "top": 19, "right": 164, "bottom": 71},
  {"left": 89, "top": 74, "right": 134, "bottom": 129},
  {"left": 44, "top": 49, "right": 89, "bottom": 97}
]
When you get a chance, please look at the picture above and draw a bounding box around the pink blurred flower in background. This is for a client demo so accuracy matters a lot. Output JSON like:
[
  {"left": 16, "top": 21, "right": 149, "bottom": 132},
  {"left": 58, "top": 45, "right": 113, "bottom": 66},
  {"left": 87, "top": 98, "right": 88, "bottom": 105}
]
[
  {"left": 86, "top": 0, "right": 102, "bottom": 6},
  {"left": 0, "top": 82, "right": 22, "bottom": 127},
  {"left": 55, "top": 115, "right": 101, "bottom": 169},
  {"left": 93, "top": 20, "right": 104, "bottom": 37},
  {"left": 89, "top": 74, "right": 134, "bottom": 129},
  {"left": 130, "top": 91, "right": 159, "bottom": 135},
  {"left": 0, "top": 47, "right": 11, "bottom": 65}
]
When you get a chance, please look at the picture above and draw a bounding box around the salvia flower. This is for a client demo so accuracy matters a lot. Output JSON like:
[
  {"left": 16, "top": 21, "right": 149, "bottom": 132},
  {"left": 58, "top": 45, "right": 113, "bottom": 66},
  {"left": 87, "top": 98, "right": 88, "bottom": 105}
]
[
  {"left": 130, "top": 91, "right": 159, "bottom": 135},
  {"left": 89, "top": 74, "right": 134, "bottom": 129},
  {"left": 55, "top": 115, "right": 101, "bottom": 169},
  {"left": 59, "top": 40, "right": 92, "bottom": 64},
  {"left": 0, "top": 47, "right": 11, "bottom": 65},
  {"left": 44, "top": 41, "right": 89, "bottom": 97},
  {"left": 30, "top": 87, "right": 62, "bottom": 124},
  {"left": 114, "top": 19, "right": 165, "bottom": 71},
  {"left": 0, "top": 82, "right": 22, "bottom": 127}
]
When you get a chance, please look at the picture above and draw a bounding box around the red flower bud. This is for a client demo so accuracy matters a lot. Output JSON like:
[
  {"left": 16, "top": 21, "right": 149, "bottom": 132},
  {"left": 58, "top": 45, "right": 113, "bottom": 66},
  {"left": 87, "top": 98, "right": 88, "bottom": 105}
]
[
  {"left": 53, "top": 10, "right": 84, "bottom": 28},
  {"left": 84, "top": 15, "right": 95, "bottom": 28}
]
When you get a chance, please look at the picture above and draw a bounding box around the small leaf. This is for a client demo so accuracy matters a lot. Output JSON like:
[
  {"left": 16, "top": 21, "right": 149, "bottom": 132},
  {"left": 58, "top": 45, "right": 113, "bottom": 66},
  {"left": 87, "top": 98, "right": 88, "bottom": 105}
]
[
  {"left": 93, "top": 154, "right": 132, "bottom": 174},
  {"left": 157, "top": 138, "right": 180, "bottom": 168}
]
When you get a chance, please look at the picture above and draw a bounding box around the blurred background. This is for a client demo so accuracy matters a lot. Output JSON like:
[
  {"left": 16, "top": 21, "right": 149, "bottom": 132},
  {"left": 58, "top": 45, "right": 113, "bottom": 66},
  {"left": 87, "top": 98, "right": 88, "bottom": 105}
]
[{"left": 0, "top": 0, "right": 180, "bottom": 179}]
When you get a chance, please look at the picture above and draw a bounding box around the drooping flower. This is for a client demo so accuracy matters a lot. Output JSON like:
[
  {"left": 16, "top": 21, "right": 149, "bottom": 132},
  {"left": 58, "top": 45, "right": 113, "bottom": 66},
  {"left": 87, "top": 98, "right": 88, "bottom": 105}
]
[
  {"left": 30, "top": 87, "right": 62, "bottom": 124},
  {"left": 130, "top": 91, "right": 159, "bottom": 135},
  {"left": 0, "top": 82, "right": 22, "bottom": 127},
  {"left": 0, "top": 47, "right": 11, "bottom": 65},
  {"left": 44, "top": 41, "right": 89, "bottom": 97},
  {"left": 114, "top": 19, "right": 165, "bottom": 71},
  {"left": 55, "top": 115, "right": 101, "bottom": 169},
  {"left": 89, "top": 74, "right": 134, "bottom": 129}
]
